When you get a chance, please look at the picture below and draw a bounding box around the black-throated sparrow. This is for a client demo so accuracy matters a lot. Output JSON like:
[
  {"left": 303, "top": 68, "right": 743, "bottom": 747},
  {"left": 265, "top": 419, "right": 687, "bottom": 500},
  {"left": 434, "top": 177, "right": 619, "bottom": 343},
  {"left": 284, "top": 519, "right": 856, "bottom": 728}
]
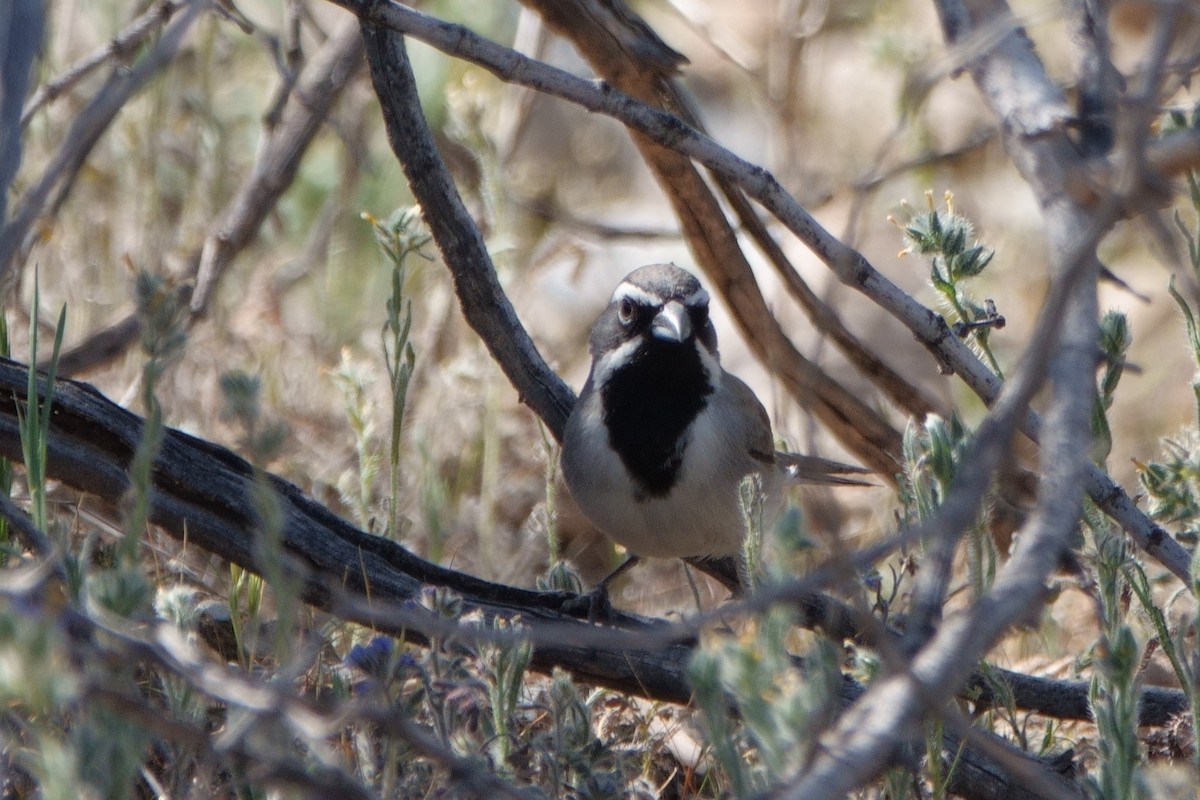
[{"left": 561, "top": 264, "right": 868, "bottom": 586}]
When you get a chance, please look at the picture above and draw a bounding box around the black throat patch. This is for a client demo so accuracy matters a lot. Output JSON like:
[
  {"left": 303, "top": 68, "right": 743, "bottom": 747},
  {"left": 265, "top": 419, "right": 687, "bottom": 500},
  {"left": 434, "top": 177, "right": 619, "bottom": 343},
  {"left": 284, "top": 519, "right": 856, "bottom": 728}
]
[{"left": 600, "top": 339, "right": 713, "bottom": 499}]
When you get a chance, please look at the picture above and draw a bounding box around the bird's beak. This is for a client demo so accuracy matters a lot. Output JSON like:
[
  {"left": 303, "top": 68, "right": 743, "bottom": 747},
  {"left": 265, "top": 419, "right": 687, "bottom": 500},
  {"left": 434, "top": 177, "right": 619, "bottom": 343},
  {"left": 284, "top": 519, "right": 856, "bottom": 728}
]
[{"left": 650, "top": 301, "right": 692, "bottom": 343}]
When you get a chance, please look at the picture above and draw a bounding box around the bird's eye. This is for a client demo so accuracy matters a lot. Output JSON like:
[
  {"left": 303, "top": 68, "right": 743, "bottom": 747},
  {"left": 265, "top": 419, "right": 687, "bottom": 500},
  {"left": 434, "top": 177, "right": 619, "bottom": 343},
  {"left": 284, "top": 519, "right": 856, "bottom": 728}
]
[{"left": 617, "top": 298, "right": 635, "bottom": 325}]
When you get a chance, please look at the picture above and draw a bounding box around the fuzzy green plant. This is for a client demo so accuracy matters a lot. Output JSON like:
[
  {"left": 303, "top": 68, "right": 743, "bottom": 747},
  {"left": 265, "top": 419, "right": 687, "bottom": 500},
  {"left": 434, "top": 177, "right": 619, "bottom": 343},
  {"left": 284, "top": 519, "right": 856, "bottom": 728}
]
[
  {"left": 738, "top": 473, "right": 768, "bottom": 594},
  {"left": 540, "top": 668, "right": 624, "bottom": 799},
  {"left": 364, "top": 206, "right": 431, "bottom": 542},
  {"left": 1130, "top": 394, "right": 1200, "bottom": 776},
  {"left": 122, "top": 273, "right": 188, "bottom": 554},
  {"left": 738, "top": 473, "right": 820, "bottom": 596},
  {"left": 536, "top": 557, "right": 585, "bottom": 595},
  {"left": 218, "top": 370, "right": 292, "bottom": 666},
  {"left": 1084, "top": 516, "right": 1147, "bottom": 799},
  {"left": 900, "top": 414, "right": 996, "bottom": 598},
  {"left": 3, "top": 274, "right": 189, "bottom": 800},
  {"left": 689, "top": 606, "right": 844, "bottom": 794},
  {"left": 330, "top": 352, "right": 382, "bottom": 532},
  {"left": 895, "top": 190, "right": 1005, "bottom": 377},
  {"left": 1136, "top": 429, "right": 1200, "bottom": 546},
  {"left": 92, "top": 272, "right": 189, "bottom": 619},
  {"left": 1131, "top": 139, "right": 1200, "bottom": 775},
  {"left": 1093, "top": 310, "right": 1131, "bottom": 464},
  {"left": 227, "top": 562, "right": 265, "bottom": 668},
  {"left": 1167, "top": 107, "right": 1200, "bottom": 286},
  {"left": 477, "top": 617, "right": 534, "bottom": 771},
  {"left": 18, "top": 272, "right": 65, "bottom": 536}
]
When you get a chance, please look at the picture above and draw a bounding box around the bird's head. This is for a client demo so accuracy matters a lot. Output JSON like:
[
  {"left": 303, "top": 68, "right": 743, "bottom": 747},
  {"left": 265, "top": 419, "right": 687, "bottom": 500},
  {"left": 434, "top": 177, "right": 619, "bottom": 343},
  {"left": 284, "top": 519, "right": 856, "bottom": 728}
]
[{"left": 588, "top": 263, "right": 720, "bottom": 387}]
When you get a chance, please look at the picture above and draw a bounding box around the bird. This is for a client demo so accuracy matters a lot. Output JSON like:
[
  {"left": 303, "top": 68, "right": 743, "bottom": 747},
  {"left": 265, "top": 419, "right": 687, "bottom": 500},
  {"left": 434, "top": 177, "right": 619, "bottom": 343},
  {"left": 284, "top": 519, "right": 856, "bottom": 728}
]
[{"left": 560, "top": 263, "right": 869, "bottom": 594}]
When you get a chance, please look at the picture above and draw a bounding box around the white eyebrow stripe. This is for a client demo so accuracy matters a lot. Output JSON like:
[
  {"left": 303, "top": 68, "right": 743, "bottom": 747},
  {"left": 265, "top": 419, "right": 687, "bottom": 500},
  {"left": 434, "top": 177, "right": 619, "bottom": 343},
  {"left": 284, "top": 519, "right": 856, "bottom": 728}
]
[
  {"left": 683, "top": 287, "right": 710, "bottom": 307},
  {"left": 611, "top": 282, "right": 662, "bottom": 306}
]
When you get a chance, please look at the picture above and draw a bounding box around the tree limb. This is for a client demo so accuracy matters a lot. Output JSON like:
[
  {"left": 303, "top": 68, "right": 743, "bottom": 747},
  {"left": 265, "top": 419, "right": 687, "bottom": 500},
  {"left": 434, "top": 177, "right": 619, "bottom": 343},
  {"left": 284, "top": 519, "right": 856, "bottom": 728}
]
[
  {"left": 56, "top": 13, "right": 366, "bottom": 376},
  {"left": 0, "top": 355, "right": 1142, "bottom": 799},
  {"left": 323, "top": 0, "right": 1194, "bottom": 585}
]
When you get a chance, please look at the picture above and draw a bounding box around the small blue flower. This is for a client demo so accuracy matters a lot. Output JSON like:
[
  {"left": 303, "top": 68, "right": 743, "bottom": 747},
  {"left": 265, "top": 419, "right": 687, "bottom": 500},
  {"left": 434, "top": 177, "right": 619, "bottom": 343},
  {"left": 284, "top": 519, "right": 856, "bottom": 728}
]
[{"left": 345, "top": 636, "right": 395, "bottom": 677}]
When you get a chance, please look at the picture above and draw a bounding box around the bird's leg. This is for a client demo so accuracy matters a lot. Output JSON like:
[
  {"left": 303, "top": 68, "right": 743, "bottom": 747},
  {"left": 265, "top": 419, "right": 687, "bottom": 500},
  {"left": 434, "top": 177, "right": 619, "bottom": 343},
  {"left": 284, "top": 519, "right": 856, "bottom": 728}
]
[
  {"left": 681, "top": 561, "right": 705, "bottom": 616},
  {"left": 579, "top": 555, "right": 639, "bottom": 623},
  {"left": 596, "top": 554, "right": 641, "bottom": 588},
  {"left": 554, "top": 555, "right": 641, "bottom": 622}
]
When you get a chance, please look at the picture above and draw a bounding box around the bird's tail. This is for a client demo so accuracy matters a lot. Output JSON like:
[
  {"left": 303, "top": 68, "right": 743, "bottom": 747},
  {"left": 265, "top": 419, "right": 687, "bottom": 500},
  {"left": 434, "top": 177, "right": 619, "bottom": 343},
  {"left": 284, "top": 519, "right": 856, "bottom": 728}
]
[{"left": 777, "top": 453, "right": 874, "bottom": 486}]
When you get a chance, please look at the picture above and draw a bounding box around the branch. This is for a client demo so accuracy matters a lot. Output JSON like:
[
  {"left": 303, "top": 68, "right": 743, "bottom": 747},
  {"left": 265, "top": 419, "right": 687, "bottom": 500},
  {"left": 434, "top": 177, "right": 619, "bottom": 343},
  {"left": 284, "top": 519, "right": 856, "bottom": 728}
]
[
  {"left": 189, "top": 14, "right": 366, "bottom": 314},
  {"left": 358, "top": 17, "right": 575, "bottom": 440},
  {"left": 521, "top": 0, "right": 918, "bottom": 480},
  {"left": 3, "top": 356, "right": 1186, "bottom": 708},
  {"left": 56, "top": 14, "right": 366, "bottom": 375},
  {"left": 784, "top": 0, "right": 1145, "bottom": 790},
  {"left": 0, "top": 357, "right": 1182, "bottom": 798},
  {"left": 0, "top": 0, "right": 206, "bottom": 280},
  {"left": 322, "top": 0, "right": 1193, "bottom": 584},
  {"left": 19, "top": 0, "right": 186, "bottom": 127}
]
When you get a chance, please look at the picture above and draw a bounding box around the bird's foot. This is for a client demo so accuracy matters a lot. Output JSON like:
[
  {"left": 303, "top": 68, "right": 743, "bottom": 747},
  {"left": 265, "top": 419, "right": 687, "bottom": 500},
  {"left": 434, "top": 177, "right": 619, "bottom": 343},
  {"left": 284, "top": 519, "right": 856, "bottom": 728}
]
[{"left": 557, "top": 583, "right": 616, "bottom": 624}]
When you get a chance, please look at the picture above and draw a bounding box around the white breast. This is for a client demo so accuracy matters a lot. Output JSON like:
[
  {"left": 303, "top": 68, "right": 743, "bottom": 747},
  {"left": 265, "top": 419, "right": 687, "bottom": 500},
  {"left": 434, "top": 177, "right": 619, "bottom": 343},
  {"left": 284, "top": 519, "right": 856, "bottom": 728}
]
[{"left": 562, "top": 377, "right": 780, "bottom": 559}]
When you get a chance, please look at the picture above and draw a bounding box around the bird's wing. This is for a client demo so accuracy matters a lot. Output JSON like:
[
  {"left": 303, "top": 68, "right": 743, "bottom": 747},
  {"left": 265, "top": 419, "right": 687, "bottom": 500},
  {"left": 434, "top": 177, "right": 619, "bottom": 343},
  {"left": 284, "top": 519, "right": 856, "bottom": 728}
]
[
  {"left": 722, "top": 373, "right": 873, "bottom": 485},
  {"left": 721, "top": 373, "right": 777, "bottom": 467}
]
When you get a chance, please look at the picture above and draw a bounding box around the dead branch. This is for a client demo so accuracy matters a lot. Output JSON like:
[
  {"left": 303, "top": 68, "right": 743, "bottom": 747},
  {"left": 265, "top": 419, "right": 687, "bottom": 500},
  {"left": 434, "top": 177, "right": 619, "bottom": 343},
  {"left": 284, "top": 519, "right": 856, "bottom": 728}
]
[
  {"left": 0, "top": 0, "right": 206, "bottom": 283},
  {"left": 327, "top": 0, "right": 1194, "bottom": 587},
  {"left": 521, "top": 0, "right": 908, "bottom": 480},
  {"left": 19, "top": 0, "right": 188, "bottom": 127},
  {"left": 56, "top": 14, "right": 366, "bottom": 376},
  {"left": 0, "top": 354, "right": 1145, "bottom": 799}
]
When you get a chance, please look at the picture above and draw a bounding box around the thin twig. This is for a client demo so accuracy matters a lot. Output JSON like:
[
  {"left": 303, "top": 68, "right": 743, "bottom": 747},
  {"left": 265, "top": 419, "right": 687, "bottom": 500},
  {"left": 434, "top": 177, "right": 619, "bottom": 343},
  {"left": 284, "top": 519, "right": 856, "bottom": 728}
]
[
  {"left": 57, "top": 15, "right": 365, "bottom": 375},
  {"left": 190, "top": 16, "right": 365, "bottom": 313},
  {"left": 19, "top": 0, "right": 187, "bottom": 126},
  {"left": 323, "top": 0, "right": 1194, "bottom": 583},
  {"left": 0, "top": 0, "right": 207, "bottom": 282}
]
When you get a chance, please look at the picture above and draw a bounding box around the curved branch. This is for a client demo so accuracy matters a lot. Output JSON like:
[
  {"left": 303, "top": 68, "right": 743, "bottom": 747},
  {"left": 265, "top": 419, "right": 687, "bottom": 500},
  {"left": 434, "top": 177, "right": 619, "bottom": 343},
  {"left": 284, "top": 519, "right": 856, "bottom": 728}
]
[
  {"left": 359, "top": 17, "right": 575, "bottom": 440},
  {"left": 56, "top": 14, "right": 366, "bottom": 376},
  {"left": 324, "top": 0, "right": 1193, "bottom": 584},
  {"left": 0, "top": 357, "right": 1183, "bottom": 798},
  {"left": 0, "top": 355, "right": 1156, "bottom": 800}
]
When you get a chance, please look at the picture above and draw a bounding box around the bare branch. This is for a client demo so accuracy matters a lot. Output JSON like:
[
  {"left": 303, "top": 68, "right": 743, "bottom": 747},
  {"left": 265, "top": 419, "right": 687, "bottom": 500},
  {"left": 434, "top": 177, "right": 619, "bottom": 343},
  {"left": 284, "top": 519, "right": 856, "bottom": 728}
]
[
  {"left": 359, "top": 18, "right": 575, "bottom": 440},
  {"left": 784, "top": 0, "right": 1158, "bottom": 790},
  {"left": 56, "top": 14, "right": 365, "bottom": 375},
  {"left": 190, "top": 16, "right": 365, "bottom": 313},
  {"left": 19, "top": 0, "right": 187, "bottom": 127},
  {"left": 0, "top": 353, "right": 1186, "bottom": 797},
  {"left": 0, "top": 356, "right": 1181, "bottom": 722},
  {"left": 0, "top": 0, "right": 206, "bottom": 282},
  {"left": 324, "top": 0, "right": 1194, "bottom": 583}
]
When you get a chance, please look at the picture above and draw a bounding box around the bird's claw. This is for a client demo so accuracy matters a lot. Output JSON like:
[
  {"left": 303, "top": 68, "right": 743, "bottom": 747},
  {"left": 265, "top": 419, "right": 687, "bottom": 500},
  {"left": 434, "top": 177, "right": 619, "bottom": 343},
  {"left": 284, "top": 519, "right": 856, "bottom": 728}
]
[{"left": 556, "top": 584, "right": 616, "bottom": 624}]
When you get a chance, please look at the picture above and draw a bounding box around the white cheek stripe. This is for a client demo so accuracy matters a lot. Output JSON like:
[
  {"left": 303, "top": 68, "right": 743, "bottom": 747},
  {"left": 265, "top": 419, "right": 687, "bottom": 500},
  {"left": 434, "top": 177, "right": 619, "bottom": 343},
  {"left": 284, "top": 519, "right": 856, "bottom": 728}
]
[
  {"left": 594, "top": 335, "right": 718, "bottom": 390},
  {"left": 592, "top": 337, "right": 642, "bottom": 386},
  {"left": 696, "top": 340, "right": 721, "bottom": 389},
  {"left": 611, "top": 282, "right": 662, "bottom": 306}
]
